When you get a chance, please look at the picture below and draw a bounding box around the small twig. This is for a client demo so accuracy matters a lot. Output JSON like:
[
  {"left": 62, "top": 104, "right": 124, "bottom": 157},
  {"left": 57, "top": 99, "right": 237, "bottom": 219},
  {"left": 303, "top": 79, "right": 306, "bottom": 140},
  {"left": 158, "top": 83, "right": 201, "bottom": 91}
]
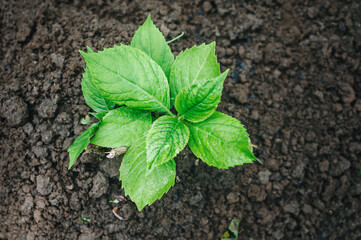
[
  {"left": 106, "top": 147, "right": 128, "bottom": 158},
  {"left": 249, "top": 143, "right": 258, "bottom": 149},
  {"left": 113, "top": 206, "right": 127, "bottom": 221}
]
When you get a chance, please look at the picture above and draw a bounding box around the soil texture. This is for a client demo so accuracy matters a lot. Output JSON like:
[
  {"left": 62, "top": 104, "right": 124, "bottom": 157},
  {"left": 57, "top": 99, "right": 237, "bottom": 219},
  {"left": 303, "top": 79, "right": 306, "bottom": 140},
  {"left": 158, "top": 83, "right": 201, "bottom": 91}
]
[{"left": 1, "top": 0, "right": 361, "bottom": 239}]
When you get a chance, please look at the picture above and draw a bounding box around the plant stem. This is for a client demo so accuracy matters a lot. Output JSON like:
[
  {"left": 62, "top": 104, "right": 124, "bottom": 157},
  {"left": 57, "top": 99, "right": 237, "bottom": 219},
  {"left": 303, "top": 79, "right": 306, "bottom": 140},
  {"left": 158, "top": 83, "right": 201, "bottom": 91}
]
[
  {"left": 164, "top": 107, "right": 176, "bottom": 117},
  {"left": 167, "top": 32, "right": 184, "bottom": 44},
  {"left": 177, "top": 113, "right": 185, "bottom": 121}
]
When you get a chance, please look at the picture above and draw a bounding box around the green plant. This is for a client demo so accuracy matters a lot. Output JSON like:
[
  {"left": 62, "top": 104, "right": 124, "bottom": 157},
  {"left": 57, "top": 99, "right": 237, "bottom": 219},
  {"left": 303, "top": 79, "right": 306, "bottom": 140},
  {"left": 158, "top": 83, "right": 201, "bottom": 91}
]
[
  {"left": 68, "top": 14, "right": 259, "bottom": 210},
  {"left": 221, "top": 218, "right": 240, "bottom": 240},
  {"left": 81, "top": 213, "right": 91, "bottom": 224}
]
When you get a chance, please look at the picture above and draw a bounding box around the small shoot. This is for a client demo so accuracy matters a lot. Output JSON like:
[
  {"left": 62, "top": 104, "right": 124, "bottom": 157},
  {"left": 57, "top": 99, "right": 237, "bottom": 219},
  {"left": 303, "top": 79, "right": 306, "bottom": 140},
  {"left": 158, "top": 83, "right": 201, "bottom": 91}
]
[
  {"left": 80, "top": 115, "right": 91, "bottom": 125},
  {"left": 166, "top": 32, "right": 184, "bottom": 44},
  {"left": 81, "top": 213, "right": 91, "bottom": 224},
  {"left": 221, "top": 218, "right": 240, "bottom": 240}
]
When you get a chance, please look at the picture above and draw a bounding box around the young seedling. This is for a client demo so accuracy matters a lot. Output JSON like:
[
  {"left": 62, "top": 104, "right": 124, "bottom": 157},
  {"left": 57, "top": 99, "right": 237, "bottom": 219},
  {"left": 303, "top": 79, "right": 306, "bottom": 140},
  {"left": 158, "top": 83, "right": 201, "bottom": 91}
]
[
  {"left": 81, "top": 213, "right": 91, "bottom": 224},
  {"left": 80, "top": 115, "right": 91, "bottom": 125},
  {"left": 68, "top": 14, "right": 259, "bottom": 210},
  {"left": 221, "top": 218, "right": 240, "bottom": 240}
]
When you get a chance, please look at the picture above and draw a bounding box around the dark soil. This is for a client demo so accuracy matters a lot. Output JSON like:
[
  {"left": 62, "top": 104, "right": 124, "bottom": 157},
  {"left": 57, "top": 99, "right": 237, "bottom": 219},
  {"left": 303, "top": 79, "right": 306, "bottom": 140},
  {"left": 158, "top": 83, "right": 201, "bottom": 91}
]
[{"left": 1, "top": 0, "right": 361, "bottom": 239}]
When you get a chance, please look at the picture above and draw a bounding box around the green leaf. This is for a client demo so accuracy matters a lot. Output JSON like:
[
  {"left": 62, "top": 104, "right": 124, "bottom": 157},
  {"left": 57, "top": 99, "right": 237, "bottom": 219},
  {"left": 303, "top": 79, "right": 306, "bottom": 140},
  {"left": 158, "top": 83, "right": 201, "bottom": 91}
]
[
  {"left": 80, "top": 115, "right": 91, "bottom": 125},
  {"left": 89, "top": 112, "right": 107, "bottom": 120},
  {"left": 186, "top": 112, "right": 257, "bottom": 169},
  {"left": 86, "top": 46, "right": 94, "bottom": 53},
  {"left": 80, "top": 45, "right": 171, "bottom": 113},
  {"left": 131, "top": 14, "right": 174, "bottom": 79},
  {"left": 221, "top": 219, "right": 240, "bottom": 240},
  {"left": 175, "top": 69, "right": 229, "bottom": 122},
  {"left": 169, "top": 42, "right": 220, "bottom": 99},
  {"left": 81, "top": 67, "right": 115, "bottom": 113},
  {"left": 91, "top": 107, "right": 152, "bottom": 148},
  {"left": 68, "top": 123, "right": 99, "bottom": 169},
  {"left": 119, "top": 138, "right": 176, "bottom": 211},
  {"left": 146, "top": 115, "right": 189, "bottom": 170}
]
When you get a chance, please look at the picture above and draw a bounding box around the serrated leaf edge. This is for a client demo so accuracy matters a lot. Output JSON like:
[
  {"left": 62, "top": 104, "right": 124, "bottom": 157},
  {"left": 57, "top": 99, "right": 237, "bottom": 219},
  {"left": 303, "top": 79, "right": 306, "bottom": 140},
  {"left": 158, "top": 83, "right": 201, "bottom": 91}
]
[
  {"left": 146, "top": 116, "right": 189, "bottom": 170},
  {"left": 176, "top": 69, "right": 229, "bottom": 123},
  {"left": 119, "top": 139, "right": 176, "bottom": 210},
  {"left": 80, "top": 45, "right": 171, "bottom": 113}
]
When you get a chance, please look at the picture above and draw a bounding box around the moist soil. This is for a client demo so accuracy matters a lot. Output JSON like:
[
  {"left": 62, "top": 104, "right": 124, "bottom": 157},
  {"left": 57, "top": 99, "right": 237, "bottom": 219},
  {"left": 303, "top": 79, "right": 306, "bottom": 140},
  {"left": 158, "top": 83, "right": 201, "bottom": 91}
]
[{"left": 1, "top": 0, "right": 361, "bottom": 239}]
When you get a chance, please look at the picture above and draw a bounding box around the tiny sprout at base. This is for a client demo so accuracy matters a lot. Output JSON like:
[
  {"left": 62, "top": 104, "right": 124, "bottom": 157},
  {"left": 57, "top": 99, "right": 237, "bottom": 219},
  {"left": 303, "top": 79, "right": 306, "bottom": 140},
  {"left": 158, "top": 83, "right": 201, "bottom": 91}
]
[
  {"left": 81, "top": 213, "right": 91, "bottom": 224},
  {"left": 67, "top": 14, "right": 259, "bottom": 211}
]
